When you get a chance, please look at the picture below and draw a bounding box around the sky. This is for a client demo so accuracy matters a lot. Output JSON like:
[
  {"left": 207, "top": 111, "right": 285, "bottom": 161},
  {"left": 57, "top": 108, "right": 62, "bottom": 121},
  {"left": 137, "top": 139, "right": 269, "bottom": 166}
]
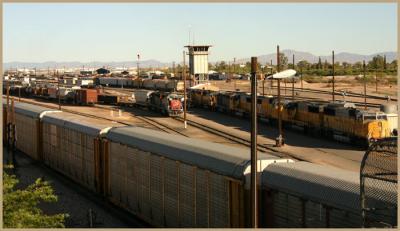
[{"left": 3, "top": 3, "right": 397, "bottom": 63}]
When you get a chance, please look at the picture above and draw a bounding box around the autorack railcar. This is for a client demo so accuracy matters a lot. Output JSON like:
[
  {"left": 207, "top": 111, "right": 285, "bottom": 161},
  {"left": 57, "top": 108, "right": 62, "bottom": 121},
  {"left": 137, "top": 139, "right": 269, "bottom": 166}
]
[
  {"left": 104, "top": 126, "right": 293, "bottom": 228},
  {"left": 41, "top": 111, "right": 123, "bottom": 192},
  {"left": 260, "top": 161, "right": 397, "bottom": 228}
]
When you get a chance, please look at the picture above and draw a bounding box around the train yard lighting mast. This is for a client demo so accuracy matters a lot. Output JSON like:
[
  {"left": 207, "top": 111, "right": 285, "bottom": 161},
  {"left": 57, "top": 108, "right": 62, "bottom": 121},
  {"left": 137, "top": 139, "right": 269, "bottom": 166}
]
[
  {"left": 277, "top": 45, "right": 283, "bottom": 147},
  {"left": 268, "top": 46, "right": 297, "bottom": 147},
  {"left": 250, "top": 56, "right": 258, "bottom": 228}
]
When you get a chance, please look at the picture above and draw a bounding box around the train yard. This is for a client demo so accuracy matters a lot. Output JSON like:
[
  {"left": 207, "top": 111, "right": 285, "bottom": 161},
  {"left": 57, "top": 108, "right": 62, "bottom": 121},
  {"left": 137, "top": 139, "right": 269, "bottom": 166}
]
[
  {"left": 3, "top": 74, "right": 398, "bottom": 228},
  {"left": 4, "top": 93, "right": 368, "bottom": 172}
]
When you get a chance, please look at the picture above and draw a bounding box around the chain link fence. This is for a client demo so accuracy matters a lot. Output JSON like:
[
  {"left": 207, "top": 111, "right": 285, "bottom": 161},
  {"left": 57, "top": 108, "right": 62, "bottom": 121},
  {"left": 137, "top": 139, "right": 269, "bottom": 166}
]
[{"left": 360, "top": 137, "right": 397, "bottom": 228}]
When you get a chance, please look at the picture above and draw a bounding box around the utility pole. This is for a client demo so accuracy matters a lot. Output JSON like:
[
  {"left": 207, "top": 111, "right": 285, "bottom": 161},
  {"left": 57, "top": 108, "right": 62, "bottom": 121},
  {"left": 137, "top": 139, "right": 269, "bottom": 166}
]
[
  {"left": 332, "top": 50, "right": 335, "bottom": 101},
  {"left": 276, "top": 45, "right": 284, "bottom": 147},
  {"left": 300, "top": 64, "right": 303, "bottom": 90},
  {"left": 250, "top": 56, "right": 258, "bottom": 228},
  {"left": 270, "top": 59, "right": 273, "bottom": 90},
  {"left": 57, "top": 71, "right": 61, "bottom": 110},
  {"left": 137, "top": 54, "right": 140, "bottom": 78},
  {"left": 233, "top": 58, "right": 236, "bottom": 91},
  {"left": 183, "top": 51, "right": 187, "bottom": 129},
  {"left": 8, "top": 98, "right": 16, "bottom": 166},
  {"left": 6, "top": 84, "right": 10, "bottom": 148},
  {"left": 292, "top": 54, "right": 295, "bottom": 100},
  {"left": 375, "top": 69, "right": 378, "bottom": 93},
  {"left": 173, "top": 61, "right": 176, "bottom": 77},
  {"left": 363, "top": 60, "right": 367, "bottom": 110}
]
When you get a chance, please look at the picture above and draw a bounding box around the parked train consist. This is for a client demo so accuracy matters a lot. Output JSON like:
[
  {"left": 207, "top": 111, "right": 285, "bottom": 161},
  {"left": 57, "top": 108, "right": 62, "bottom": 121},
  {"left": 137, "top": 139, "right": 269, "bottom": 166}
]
[
  {"left": 95, "top": 77, "right": 184, "bottom": 92},
  {"left": 188, "top": 90, "right": 397, "bottom": 146},
  {"left": 3, "top": 101, "right": 397, "bottom": 228},
  {"left": 3, "top": 82, "right": 184, "bottom": 117}
]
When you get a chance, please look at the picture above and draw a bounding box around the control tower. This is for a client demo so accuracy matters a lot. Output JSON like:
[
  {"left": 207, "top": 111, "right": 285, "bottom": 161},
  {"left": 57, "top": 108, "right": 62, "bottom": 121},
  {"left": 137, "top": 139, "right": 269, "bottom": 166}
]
[{"left": 184, "top": 45, "right": 212, "bottom": 82}]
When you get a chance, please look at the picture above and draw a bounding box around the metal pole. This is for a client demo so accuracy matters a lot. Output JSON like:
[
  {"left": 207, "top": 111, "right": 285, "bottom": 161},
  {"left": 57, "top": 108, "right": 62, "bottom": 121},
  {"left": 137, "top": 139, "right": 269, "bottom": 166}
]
[
  {"left": 375, "top": 69, "right": 378, "bottom": 93},
  {"left": 292, "top": 54, "right": 295, "bottom": 100},
  {"left": 233, "top": 58, "right": 236, "bottom": 91},
  {"left": 57, "top": 71, "right": 61, "bottom": 110},
  {"left": 284, "top": 79, "right": 287, "bottom": 96},
  {"left": 173, "top": 61, "right": 176, "bottom": 77},
  {"left": 262, "top": 79, "right": 265, "bottom": 96},
  {"left": 300, "top": 66, "right": 303, "bottom": 90},
  {"left": 270, "top": 59, "right": 273, "bottom": 90},
  {"left": 332, "top": 50, "right": 335, "bottom": 101},
  {"left": 183, "top": 51, "right": 187, "bottom": 129},
  {"left": 250, "top": 56, "right": 258, "bottom": 228},
  {"left": 363, "top": 60, "right": 367, "bottom": 110},
  {"left": 6, "top": 84, "right": 10, "bottom": 148},
  {"left": 276, "top": 45, "right": 283, "bottom": 147},
  {"left": 137, "top": 54, "right": 140, "bottom": 78}
]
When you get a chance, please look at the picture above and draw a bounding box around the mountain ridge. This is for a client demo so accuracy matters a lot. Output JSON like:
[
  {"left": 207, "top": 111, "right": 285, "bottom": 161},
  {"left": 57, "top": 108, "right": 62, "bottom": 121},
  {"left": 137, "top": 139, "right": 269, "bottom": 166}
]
[{"left": 4, "top": 50, "right": 396, "bottom": 69}]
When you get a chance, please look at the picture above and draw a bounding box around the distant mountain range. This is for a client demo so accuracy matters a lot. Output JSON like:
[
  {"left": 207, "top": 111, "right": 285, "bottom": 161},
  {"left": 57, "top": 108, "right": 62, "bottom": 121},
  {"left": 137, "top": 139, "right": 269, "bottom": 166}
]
[
  {"left": 237, "top": 50, "right": 397, "bottom": 65},
  {"left": 4, "top": 50, "right": 397, "bottom": 70}
]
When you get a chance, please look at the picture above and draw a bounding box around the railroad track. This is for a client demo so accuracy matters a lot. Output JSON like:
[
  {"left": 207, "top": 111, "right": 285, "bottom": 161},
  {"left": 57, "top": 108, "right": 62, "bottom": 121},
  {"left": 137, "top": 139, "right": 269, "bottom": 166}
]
[
  {"left": 92, "top": 104, "right": 188, "bottom": 137},
  {"left": 7, "top": 96, "right": 299, "bottom": 161},
  {"left": 4, "top": 96, "right": 188, "bottom": 137},
  {"left": 173, "top": 116, "right": 302, "bottom": 161}
]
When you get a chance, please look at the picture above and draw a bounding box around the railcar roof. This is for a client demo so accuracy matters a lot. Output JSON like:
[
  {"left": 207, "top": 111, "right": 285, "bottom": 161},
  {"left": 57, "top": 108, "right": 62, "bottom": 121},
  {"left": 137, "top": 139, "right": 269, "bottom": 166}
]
[
  {"left": 262, "top": 161, "right": 397, "bottom": 212},
  {"left": 42, "top": 111, "right": 122, "bottom": 136},
  {"left": 106, "top": 126, "right": 278, "bottom": 179},
  {"left": 11, "top": 102, "right": 59, "bottom": 118}
]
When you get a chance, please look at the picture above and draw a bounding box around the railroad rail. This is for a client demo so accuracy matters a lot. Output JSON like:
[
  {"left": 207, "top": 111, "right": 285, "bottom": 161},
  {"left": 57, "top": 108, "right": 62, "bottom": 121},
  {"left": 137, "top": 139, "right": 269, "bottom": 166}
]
[{"left": 173, "top": 116, "right": 303, "bottom": 161}]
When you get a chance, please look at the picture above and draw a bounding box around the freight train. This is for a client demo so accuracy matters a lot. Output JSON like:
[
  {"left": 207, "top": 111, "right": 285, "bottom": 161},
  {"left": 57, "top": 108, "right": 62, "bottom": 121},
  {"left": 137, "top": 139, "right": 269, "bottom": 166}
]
[
  {"left": 3, "top": 83, "right": 185, "bottom": 117},
  {"left": 189, "top": 90, "right": 398, "bottom": 146},
  {"left": 2, "top": 101, "right": 397, "bottom": 228},
  {"left": 95, "top": 77, "right": 184, "bottom": 92}
]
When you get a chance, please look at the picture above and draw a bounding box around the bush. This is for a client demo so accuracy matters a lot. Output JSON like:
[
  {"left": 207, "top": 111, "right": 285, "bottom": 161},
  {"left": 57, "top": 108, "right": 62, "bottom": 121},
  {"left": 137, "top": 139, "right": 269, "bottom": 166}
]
[{"left": 3, "top": 165, "right": 68, "bottom": 228}]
